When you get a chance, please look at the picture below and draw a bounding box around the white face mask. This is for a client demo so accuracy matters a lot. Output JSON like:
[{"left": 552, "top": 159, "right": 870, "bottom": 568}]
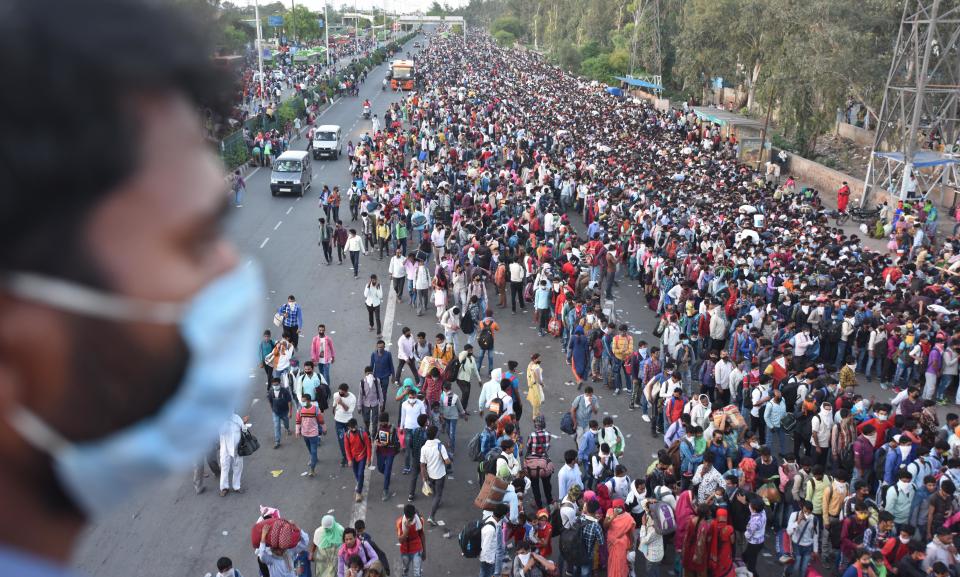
[
  {"left": 899, "top": 445, "right": 912, "bottom": 458},
  {"left": 517, "top": 553, "right": 531, "bottom": 566},
  {"left": 900, "top": 536, "right": 911, "bottom": 544}
]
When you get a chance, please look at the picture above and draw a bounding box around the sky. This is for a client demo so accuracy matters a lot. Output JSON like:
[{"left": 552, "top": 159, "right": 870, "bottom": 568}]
[{"left": 295, "top": 0, "right": 468, "bottom": 13}]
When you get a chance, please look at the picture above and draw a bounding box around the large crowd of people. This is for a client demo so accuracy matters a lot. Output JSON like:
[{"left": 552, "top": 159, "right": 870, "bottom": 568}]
[{"left": 229, "top": 27, "right": 960, "bottom": 577}]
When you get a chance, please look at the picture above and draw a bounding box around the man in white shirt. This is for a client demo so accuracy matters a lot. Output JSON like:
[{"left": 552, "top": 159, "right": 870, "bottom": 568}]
[
  {"left": 389, "top": 248, "right": 408, "bottom": 301},
  {"left": 345, "top": 228, "right": 364, "bottom": 278},
  {"left": 419, "top": 425, "right": 451, "bottom": 524},
  {"left": 396, "top": 326, "right": 418, "bottom": 385},
  {"left": 714, "top": 351, "right": 734, "bottom": 406},
  {"left": 439, "top": 306, "right": 461, "bottom": 350},
  {"left": 508, "top": 257, "right": 526, "bottom": 313},
  {"left": 430, "top": 224, "right": 446, "bottom": 262},
  {"left": 218, "top": 413, "right": 250, "bottom": 496},
  {"left": 479, "top": 503, "right": 508, "bottom": 577},
  {"left": 333, "top": 383, "right": 357, "bottom": 467}
]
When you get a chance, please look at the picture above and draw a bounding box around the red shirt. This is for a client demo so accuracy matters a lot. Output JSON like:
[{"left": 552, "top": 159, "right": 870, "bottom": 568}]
[
  {"left": 397, "top": 515, "right": 424, "bottom": 554},
  {"left": 344, "top": 429, "right": 372, "bottom": 463},
  {"left": 857, "top": 416, "right": 893, "bottom": 449}
]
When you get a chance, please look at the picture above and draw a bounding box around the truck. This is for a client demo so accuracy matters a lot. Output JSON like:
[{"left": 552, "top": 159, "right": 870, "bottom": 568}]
[{"left": 388, "top": 59, "right": 415, "bottom": 91}]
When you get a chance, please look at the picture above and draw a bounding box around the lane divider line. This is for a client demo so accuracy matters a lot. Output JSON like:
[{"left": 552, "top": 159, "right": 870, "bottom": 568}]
[
  {"left": 259, "top": 237, "right": 270, "bottom": 249},
  {"left": 274, "top": 220, "right": 283, "bottom": 230},
  {"left": 350, "top": 288, "right": 397, "bottom": 526},
  {"left": 286, "top": 206, "right": 294, "bottom": 215}
]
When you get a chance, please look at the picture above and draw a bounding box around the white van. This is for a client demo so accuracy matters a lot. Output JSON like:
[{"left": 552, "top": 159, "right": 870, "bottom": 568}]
[
  {"left": 270, "top": 150, "right": 312, "bottom": 197},
  {"left": 312, "top": 124, "right": 342, "bottom": 160}
]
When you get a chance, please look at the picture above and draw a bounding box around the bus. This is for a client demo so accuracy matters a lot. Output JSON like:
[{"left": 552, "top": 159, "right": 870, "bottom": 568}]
[{"left": 389, "top": 59, "right": 415, "bottom": 90}]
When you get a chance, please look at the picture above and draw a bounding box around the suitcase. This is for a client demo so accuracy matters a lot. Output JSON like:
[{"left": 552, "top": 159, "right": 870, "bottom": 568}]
[{"left": 473, "top": 473, "right": 509, "bottom": 511}]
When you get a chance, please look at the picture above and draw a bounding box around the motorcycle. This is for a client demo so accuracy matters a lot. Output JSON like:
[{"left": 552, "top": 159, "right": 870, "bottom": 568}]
[{"left": 362, "top": 105, "right": 371, "bottom": 119}]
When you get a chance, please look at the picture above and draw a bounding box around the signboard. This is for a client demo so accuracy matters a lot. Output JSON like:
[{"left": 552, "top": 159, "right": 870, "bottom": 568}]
[
  {"left": 318, "top": 18, "right": 324, "bottom": 28},
  {"left": 268, "top": 15, "right": 284, "bottom": 27}
]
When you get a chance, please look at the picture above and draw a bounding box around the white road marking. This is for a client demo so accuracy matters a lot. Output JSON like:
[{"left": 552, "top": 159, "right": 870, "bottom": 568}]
[
  {"left": 286, "top": 206, "right": 294, "bottom": 215},
  {"left": 350, "top": 288, "right": 397, "bottom": 526},
  {"left": 259, "top": 237, "right": 270, "bottom": 249},
  {"left": 274, "top": 220, "right": 283, "bottom": 230},
  {"left": 245, "top": 259, "right": 253, "bottom": 268}
]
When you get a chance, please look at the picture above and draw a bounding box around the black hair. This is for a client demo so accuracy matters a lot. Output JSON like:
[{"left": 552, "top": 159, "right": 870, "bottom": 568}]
[{"left": 0, "top": 0, "right": 230, "bottom": 281}]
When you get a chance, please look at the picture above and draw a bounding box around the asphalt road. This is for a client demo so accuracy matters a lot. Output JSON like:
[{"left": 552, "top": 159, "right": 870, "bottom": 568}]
[{"left": 72, "top": 33, "right": 868, "bottom": 577}]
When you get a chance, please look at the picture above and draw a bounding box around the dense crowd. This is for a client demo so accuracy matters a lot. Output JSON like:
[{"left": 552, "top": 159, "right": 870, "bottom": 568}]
[{"left": 232, "top": 29, "right": 960, "bottom": 577}]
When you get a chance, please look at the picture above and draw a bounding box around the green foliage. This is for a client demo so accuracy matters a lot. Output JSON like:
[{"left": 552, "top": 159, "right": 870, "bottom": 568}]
[
  {"left": 477, "top": 0, "right": 901, "bottom": 160},
  {"left": 491, "top": 16, "right": 526, "bottom": 40},
  {"left": 493, "top": 30, "right": 517, "bottom": 47},
  {"left": 222, "top": 140, "right": 249, "bottom": 170},
  {"left": 284, "top": 5, "right": 321, "bottom": 41}
]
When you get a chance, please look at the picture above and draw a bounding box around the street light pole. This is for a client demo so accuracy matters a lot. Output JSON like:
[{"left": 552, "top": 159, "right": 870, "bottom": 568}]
[
  {"left": 254, "top": 0, "right": 265, "bottom": 108},
  {"left": 324, "top": 0, "right": 330, "bottom": 67}
]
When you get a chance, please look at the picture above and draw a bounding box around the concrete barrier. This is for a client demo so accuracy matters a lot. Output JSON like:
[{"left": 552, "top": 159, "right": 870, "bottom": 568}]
[{"left": 836, "top": 122, "right": 876, "bottom": 147}]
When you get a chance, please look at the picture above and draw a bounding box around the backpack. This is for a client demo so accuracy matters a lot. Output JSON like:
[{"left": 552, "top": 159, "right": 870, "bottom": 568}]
[
  {"left": 550, "top": 502, "right": 575, "bottom": 537},
  {"left": 444, "top": 354, "right": 461, "bottom": 382},
  {"left": 559, "top": 518, "right": 590, "bottom": 565},
  {"left": 458, "top": 518, "right": 493, "bottom": 558},
  {"left": 460, "top": 310, "right": 475, "bottom": 334},
  {"left": 839, "top": 444, "right": 855, "bottom": 473},
  {"left": 467, "top": 431, "right": 485, "bottom": 462},
  {"left": 874, "top": 446, "right": 889, "bottom": 482},
  {"left": 780, "top": 412, "right": 798, "bottom": 434},
  {"left": 560, "top": 412, "right": 576, "bottom": 435},
  {"left": 876, "top": 483, "right": 898, "bottom": 509},
  {"left": 650, "top": 501, "right": 676, "bottom": 535},
  {"left": 482, "top": 447, "right": 503, "bottom": 476},
  {"left": 478, "top": 321, "right": 495, "bottom": 350}
]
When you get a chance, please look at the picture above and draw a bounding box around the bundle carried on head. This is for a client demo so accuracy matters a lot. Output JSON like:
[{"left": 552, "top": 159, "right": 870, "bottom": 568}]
[{"left": 250, "top": 517, "right": 301, "bottom": 550}]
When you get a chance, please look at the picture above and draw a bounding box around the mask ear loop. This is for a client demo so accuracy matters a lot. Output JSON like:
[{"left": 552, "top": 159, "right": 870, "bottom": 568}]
[
  {"left": 4, "top": 273, "right": 184, "bottom": 324},
  {"left": 8, "top": 407, "right": 70, "bottom": 455}
]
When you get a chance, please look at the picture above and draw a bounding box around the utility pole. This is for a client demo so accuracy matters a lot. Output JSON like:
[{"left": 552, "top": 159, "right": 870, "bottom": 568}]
[
  {"left": 254, "top": 0, "right": 265, "bottom": 108},
  {"left": 355, "top": 0, "right": 360, "bottom": 55},
  {"left": 324, "top": 0, "right": 330, "bottom": 67},
  {"left": 290, "top": 0, "right": 296, "bottom": 45}
]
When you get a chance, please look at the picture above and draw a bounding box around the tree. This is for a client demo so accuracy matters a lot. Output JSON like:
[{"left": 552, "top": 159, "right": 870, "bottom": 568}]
[
  {"left": 284, "top": 5, "right": 320, "bottom": 42},
  {"left": 491, "top": 16, "right": 526, "bottom": 41},
  {"left": 426, "top": 1, "right": 448, "bottom": 16},
  {"left": 493, "top": 30, "right": 517, "bottom": 46}
]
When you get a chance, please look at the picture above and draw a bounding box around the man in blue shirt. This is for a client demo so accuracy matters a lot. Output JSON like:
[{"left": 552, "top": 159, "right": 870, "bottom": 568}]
[
  {"left": 534, "top": 280, "right": 552, "bottom": 336},
  {"left": 277, "top": 294, "right": 304, "bottom": 348},
  {"left": 370, "top": 340, "right": 395, "bottom": 403},
  {"left": 557, "top": 449, "right": 584, "bottom": 499}
]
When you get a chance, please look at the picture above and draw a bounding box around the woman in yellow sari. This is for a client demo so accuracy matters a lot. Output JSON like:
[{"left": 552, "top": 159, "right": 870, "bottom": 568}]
[{"left": 525, "top": 353, "right": 545, "bottom": 420}]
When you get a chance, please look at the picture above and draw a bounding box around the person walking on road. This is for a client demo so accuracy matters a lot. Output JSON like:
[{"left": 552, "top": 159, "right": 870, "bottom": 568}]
[
  {"left": 344, "top": 418, "right": 373, "bottom": 502},
  {"left": 218, "top": 412, "right": 250, "bottom": 496},
  {"left": 259, "top": 330, "right": 276, "bottom": 388},
  {"left": 526, "top": 353, "right": 545, "bottom": 420},
  {"left": 456, "top": 344, "right": 482, "bottom": 411},
  {"left": 310, "top": 324, "right": 336, "bottom": 386},
  {"left": 389, "top": 248, "right": 407, "bottom": 301},
  {"left": 396, "top": 327, "right": 419, "bottom": 385},
  {"left": 364, "top": 274, "right": 384, "bottom": 335},
  {"left": 277, "top": 295, "right": 303, "bottom": 348},
  {"left": 397, "top": 504, "right": 426, "bottom": 577},
  {"left": 438, "top": 381, "right": 467, "bottom": 456},
  {"left": 268, "top": 377, "right": 293, "bottom": 449},
  {"left": 311, "top": 515, "right": 345, "bottom": 577},
  {"left": 319, "top": 217, "right": 334, "bottom": 265},
  {"left": 334, "top": 221, "right": 348, "bottom": 265},
  {"left": 359, "top": 366, "right": 383, "bottom": 436},
  {"left": 375, "top": 412, "right": 400, "bottom": 501},
  {"left": 413, "top": 256, "right": 431, "bottom": 316},
  {"left": 333, "top": 383, "right": 358, "bottom": 467},
  {"left": 370, "top": 340, "right": 395, "bottom": 402},
  {"left": 419, "top": 425, "right": 451, "bottom": 525},
  {"left": 476, "top": 311, "right": 500, "bottom": 376},
  {"left": 346, "top": 228, "right": 364, "bottom": 278},
  {"left": 296, "top": 392, "right": 325, "bottom": 477}
]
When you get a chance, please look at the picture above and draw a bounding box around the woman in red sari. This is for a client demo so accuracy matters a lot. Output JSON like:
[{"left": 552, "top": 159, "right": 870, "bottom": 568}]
[
  {"left": 603, "top": 499, "right": 636, "bottom": 577},
  {"left": 673, "top": 488, "right": 695, "bottom": 562},
  {"left": 709, "top": 508, "right": 736, "bottom": 577},
  {"left": 681, "top": 504, "right": 713, "bottom": 577}
]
